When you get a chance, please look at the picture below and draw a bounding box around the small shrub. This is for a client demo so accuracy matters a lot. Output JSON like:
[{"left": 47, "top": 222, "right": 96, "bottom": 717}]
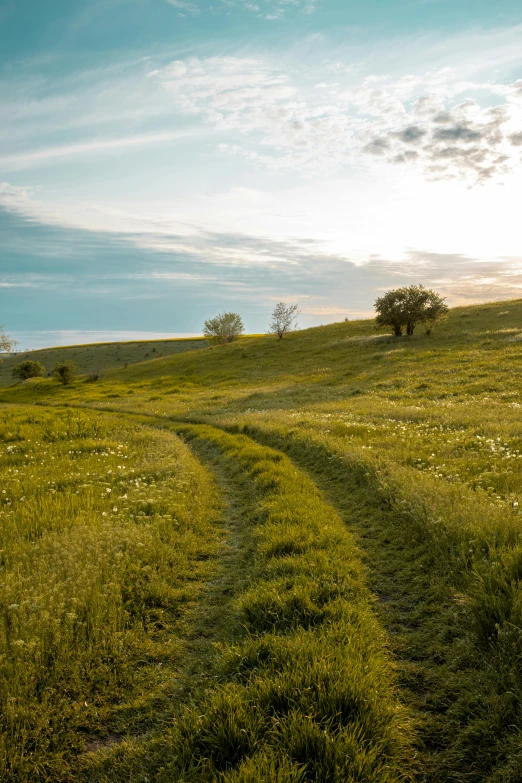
[
  {"left": 53, "top": 361, "right": 76, "bottom": 385},
  {"left": 204, "top": 312, "right": 245, "bottom": 344},
  {"left": 268, "top": 302, "right": 300, "bottom": 340},
  {"left": 11, "top": 360, "right": 46, "bottom": 380},
  {"left": 87, "top": 369, "right": 101, "bottom": 382}
]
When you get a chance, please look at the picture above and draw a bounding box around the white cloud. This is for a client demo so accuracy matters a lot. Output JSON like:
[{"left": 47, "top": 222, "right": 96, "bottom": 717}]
[
  {"left": 165, "top": 0, "right": 200, "bottom": 14},
  {"left": 151, "top": 55, "right": 522, "bottom": 183},
  {"left": 164, "top": 0, "right": 316, "bottom": 17},
  {"left": 0, "top": 129, "right": 200, "bottom": 171}
]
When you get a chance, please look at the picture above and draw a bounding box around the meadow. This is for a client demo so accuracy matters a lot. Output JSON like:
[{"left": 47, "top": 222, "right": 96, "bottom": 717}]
[{"left": 1, "top": 298, "right": 522, "bottom": 781}]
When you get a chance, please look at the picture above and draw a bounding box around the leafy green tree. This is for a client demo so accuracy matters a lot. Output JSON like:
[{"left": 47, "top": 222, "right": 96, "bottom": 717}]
[
  {"left": 54, "top": 361, "right": 76, "bottom": 385},
  {"left": 268, "top": 302, "right": 300, "bottom": 339},
  {"left": 203, "top": 312, "right": 244, "bottom": 344},
  {"left": 375, "top": 285, "right": 448, "bottom": 337},
  {"left": 12, "top": 360, "right": 46, "bottom": 380}
]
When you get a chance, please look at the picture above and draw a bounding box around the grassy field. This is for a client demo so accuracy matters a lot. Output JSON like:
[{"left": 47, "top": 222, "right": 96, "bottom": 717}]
[
  {"left": 2, "top": 298, "right": 522, "bottom": 781},
  {"left": 0, "top": 407, "right": 224, "bottom": 780},
  {"left": 0, "top": 337, "right": 207, "bottom": 387}
]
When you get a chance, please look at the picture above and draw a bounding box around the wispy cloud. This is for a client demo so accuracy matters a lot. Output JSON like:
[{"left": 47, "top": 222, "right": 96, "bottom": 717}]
[
  {"left": 165, "top": 0, "right": 200, "bottom": 14},
  {"left": 0, "top": 129, "right": 199, "bottom": 171},
  {"left": 3, "top": 199, "right": 522, "bottom": 329},
  {"left": 3, "top": 25, "right": 521, "bottom": 182},
  {"left": 163, "top": 0, "right": 316, "bottom": 18}
]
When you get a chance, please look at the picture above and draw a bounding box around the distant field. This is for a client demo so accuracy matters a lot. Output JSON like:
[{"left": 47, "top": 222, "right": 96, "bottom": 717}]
[
  {"left": 0, "top": 337, "right": 207, "bottom": 387},
  {"left": 2, "top": 299, "right": 522, "bottom": 782}
]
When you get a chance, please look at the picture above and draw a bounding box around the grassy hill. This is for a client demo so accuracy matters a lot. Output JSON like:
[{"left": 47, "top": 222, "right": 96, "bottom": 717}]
[
  {"left": 2, "top": 298, "right": 522, "bottom": 782},
  {"left": 0, "top": 336, "right": 207, "bottom": 387}
]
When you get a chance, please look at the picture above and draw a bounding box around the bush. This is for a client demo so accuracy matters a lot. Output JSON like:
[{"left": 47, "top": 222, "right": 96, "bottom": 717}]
[
  {"left": 53, "top": 361, "right": 76, "bottom": 385},
  {"left": 204, "top": 312, "right": 244, "bottom": 344},
  {"left": 11, "top": 360, "right": 46, "bottom": 380},
  {"left": 267, "top": 302, "right": 300, "bottom": 340}
]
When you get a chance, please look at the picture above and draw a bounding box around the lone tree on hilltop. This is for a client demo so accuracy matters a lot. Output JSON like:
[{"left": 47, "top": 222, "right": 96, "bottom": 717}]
[
  {"left": 203, "top": 312, "right": 244, "bottom": 344},
  {"left": 54, "top": 361, "right": 76, "bottom": 385},
  {"left": 375, "top": 285, "right": 448, "bottom": 337},
  {"left": 0, "top": 326, "right": 17, "bottom": 355},
  {"left": 268, "top": 302, "right": 300, "bottom": 339},
  {"left": 12, "top": 360, "right": 46, "bottom": 381}
]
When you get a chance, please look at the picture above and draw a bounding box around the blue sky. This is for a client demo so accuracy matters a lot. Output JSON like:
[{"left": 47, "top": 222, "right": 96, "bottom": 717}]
[{"left": 1, "top": 1, "right": 522, "bottom": 348}]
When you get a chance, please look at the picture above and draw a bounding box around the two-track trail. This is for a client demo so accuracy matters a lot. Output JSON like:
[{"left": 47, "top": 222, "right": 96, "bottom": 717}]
[
  {"left": 81, "top": 415, "right": 416, "bottom": 783},
  {"left": 5, "top": 400, "right": 516, "bottom": 782}
]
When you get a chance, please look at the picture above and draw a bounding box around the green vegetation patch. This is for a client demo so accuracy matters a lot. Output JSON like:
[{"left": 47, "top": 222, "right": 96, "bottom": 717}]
[{"left": 0, "top": 406, "right": 223, "bottom": 781}]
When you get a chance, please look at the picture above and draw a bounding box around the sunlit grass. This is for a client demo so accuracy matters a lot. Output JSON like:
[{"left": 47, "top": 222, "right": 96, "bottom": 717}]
[
  {"left": 0, "top": 407, "right": 222, "bottom": 781},
  {"left": 82, "top": 422, "right": 415, "bottom": 782}
]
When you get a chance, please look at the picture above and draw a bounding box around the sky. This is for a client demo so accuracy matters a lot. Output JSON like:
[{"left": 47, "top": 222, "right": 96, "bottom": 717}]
[{"left": 1, "top": 0, "right": 522, "bottom": 348}]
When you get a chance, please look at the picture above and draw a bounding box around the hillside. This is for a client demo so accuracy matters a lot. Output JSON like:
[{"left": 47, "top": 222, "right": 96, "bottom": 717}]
[
  {"left": 2, "top": 298, "right": 522, "bottom": 783},
  {"left": 0, "top": 336, "right": 207, "bottom": 387},
  {"left": 4, "top": 297, "right": 522, "bottom": 411}
]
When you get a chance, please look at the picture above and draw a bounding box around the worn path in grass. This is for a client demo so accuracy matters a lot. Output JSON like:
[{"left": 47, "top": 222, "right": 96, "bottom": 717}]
[
  {"left": 81, "top": 416, "right": 415, "bottom": 783},
  {"left": 228, "top": 423, "right": 520, "bottom": 783},
  {"left": 37, "top": 406, "right": 477, "bottom": 780},
  {"left": 8, "top": 394, "right": 518, "bottom": 780}
]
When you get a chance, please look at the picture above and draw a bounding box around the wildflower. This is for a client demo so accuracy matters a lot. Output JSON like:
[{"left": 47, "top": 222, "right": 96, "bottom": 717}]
[
  {"left": 102, "top": 511, "right": 107, "bottom": 517},
  {"left": 113, "top": 507, "right": 118, "bottom": 513},
  {"left": 106, "top": 488, "right": 112, "bottom": 494}
]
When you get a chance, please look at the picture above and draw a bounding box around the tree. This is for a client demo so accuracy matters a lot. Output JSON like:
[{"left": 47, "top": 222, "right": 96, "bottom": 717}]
[
  {"left": 203, "top": 312, "right": 244, "bottom": 344},
  {"left": 374, "top": 285, "right": 448, "bottom": 337},
  {"left": 12, "top": 360, "right": 46, "bottom": 380},
  {"left": 0, "top": 326, "right": 17, "bottom": 354},
  {"left": 268, "top": 302, "right": 300, "bottom": 339},
  {"left": 54, "top": 361, "right": 76, "bottom": 385}
]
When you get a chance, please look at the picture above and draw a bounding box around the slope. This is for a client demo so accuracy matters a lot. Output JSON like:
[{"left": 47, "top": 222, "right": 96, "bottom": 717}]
[{"left": 0, "top": 337, "right": 207, "bottom": 387}]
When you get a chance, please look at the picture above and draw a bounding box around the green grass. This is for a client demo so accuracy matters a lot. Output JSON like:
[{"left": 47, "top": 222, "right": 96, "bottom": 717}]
[
  {"left": 81, "top": 422, "right": 414, "bottom": 783},
  {"left": 2, "top": 298, "right": 522, "bottom": 780},
  {"left": 0, "top": 336, "right": 207, "bottom": 387},
  {"left": 219, "top": 417, "right": 522, "bottom": 781},
  {"left": 0, "top": 407, "right": 223, "bottom": 781}
]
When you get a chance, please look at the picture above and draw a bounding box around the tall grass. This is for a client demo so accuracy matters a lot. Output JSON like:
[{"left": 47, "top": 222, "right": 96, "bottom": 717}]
[
  {"left": 88, "top": 422, "right": 415, "bottom": 782},
  {"left": 0, "top": 407, "right": 222, "bottom": 781}
]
